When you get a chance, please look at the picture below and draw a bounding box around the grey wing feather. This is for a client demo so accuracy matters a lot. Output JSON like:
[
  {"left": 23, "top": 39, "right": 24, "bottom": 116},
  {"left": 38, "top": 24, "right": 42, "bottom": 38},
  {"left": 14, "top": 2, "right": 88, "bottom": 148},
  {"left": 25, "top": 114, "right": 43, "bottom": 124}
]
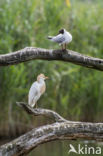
[{"left": 52, "top": 34, "right": 65, "bottom": 43}]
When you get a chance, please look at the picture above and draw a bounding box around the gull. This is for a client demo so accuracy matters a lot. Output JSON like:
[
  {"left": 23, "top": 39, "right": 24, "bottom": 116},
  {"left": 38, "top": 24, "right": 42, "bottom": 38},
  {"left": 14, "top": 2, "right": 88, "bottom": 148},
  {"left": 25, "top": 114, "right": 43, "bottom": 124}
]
[
  {"left": 48, "top": 28, "right": 72, "bottom": 50},
  {"left": 28, "top": 74, "right": 48, "bottom": 108}
]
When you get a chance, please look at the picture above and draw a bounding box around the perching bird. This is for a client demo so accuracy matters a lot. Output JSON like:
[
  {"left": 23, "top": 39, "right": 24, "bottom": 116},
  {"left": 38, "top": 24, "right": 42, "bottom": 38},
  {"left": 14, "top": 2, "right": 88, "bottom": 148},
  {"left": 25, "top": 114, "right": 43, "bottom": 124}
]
[
  {"left": 48, "top": 28, "right": 72, "bottom": 50},
  {"left": 28, "top": 74, "right": 48, "bottom": 108}
]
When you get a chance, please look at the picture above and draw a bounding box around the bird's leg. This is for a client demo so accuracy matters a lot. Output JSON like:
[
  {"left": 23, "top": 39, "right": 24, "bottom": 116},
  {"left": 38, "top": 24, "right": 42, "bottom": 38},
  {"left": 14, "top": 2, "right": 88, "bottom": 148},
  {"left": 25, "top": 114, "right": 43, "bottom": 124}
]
[
  {"left": 35, "top": 103, "right": 37, "bottom": 108},
  {"left": 64, "top": 44, "right": 66, "bottom": 50}
]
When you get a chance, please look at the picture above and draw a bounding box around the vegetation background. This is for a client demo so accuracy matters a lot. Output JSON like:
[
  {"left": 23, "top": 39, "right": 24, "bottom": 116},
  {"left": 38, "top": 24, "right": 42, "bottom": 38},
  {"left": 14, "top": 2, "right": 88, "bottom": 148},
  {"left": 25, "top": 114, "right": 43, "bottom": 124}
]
[{"left": 0, "top": 0, "right": 103, "bottom": 155}]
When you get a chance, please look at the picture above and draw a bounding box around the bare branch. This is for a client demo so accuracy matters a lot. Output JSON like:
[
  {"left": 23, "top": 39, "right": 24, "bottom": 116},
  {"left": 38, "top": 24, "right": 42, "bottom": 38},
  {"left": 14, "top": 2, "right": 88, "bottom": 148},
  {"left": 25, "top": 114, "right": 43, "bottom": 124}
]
[
  {"left": 0, "top": 47, "right": 103, "bottom": 71},
  {"left": 0, "top": 121, "right": 103, "bottom": 156},
  {"left": 16, "top": 102, "right": 68, "bottom": 122},
  {"left": 0, "top": 102, "right": 103, "bottom": 155}
]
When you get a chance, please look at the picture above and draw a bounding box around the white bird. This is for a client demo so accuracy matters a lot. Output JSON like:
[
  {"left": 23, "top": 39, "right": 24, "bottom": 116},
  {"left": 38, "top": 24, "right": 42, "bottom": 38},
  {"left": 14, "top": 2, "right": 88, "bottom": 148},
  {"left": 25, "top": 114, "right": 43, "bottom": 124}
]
[
  {"left": 28, "top": 74, "right": 48, "bottom": 108},
  {"left": 48, "top": 28, "right": 72, "bottom": 50}
]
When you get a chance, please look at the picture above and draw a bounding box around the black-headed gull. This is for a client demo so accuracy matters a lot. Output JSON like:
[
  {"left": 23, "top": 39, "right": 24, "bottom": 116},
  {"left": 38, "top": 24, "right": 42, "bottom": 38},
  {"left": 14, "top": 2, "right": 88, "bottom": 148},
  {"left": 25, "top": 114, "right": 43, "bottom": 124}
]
[
  {"left": 48, "top": 28, "right": 72, "bottom": 50},
  {"left": 28, "top": 74, "right": 48, "bottom": 108}
]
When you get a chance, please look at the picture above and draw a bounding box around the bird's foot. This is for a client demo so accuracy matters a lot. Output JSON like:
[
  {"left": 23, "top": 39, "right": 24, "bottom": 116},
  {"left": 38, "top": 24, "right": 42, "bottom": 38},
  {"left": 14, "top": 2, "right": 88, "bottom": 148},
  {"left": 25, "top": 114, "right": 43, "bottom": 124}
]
[
  {"left": 61, "top": 44, "right": 67, "bottom": 51},
  {"left": 61, "top": 48, "right": 66, "bottom": 51},
  {"left": 34, "top": 103, "right": 37, "bottom": 108}
]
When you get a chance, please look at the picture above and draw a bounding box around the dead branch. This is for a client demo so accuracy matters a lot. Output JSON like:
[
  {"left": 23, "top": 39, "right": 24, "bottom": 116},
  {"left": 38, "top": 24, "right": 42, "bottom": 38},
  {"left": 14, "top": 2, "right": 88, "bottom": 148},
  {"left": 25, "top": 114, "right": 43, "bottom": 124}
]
[
  {"left": 0, "top": 103, "right": 103, "bottom": 156},
  {"left": 0, "top": 47, "right": 103, "bottom": 71},
  {"left": 16, "top": 102, "right": 68, "bottom": 122}
]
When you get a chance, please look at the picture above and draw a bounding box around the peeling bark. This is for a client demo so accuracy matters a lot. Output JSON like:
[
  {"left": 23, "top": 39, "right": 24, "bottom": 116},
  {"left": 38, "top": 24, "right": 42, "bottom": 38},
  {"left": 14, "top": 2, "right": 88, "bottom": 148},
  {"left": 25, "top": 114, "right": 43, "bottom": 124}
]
[
  {"left": 0, "top": 103, "right": 103, "bottom": 156},
  {"left": 0, "top": 47, "right": 103, "bottom": 71}
]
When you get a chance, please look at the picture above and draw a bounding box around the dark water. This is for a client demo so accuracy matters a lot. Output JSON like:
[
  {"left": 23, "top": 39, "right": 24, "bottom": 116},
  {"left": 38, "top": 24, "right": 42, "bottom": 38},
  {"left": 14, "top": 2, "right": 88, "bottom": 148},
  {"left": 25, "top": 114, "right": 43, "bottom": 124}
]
[
  {"left": 0, "top": 140, "right": 103, "bottom": 156},
  {"left": 28, "top": 140, "right": 103, "bottom": 156}
]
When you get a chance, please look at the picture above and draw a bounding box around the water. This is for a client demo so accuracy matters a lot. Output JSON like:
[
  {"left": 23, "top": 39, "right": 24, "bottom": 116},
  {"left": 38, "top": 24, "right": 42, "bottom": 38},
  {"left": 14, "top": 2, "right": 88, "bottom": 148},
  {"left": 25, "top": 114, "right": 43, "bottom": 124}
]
[
  {"left": 0, "top": 139, "right": 102, "bottom": 156},
  {"left": 28, "top": 140, "right": 103, "bottom": 156}
]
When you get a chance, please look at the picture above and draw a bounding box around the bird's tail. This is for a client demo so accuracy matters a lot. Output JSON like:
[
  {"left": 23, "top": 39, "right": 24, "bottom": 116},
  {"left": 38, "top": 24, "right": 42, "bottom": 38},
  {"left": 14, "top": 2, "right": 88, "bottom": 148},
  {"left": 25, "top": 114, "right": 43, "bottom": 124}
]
[{"left": 47, "top": 36, "right": 53, "bottom": 40}]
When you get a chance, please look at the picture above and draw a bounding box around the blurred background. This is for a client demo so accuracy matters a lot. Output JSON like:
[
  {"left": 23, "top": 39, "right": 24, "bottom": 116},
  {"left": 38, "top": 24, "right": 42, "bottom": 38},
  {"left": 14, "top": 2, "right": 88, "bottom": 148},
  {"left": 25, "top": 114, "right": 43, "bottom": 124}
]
[{"left": 0, "top": 0, "right": 103, "bottom": 155}]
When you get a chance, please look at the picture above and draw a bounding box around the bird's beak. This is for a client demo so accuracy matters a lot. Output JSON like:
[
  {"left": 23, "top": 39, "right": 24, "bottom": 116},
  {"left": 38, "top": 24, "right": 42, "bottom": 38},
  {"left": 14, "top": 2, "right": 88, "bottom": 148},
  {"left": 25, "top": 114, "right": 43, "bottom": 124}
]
[{"left": 45, "top": 76, "right": 49, "bottom": 79}]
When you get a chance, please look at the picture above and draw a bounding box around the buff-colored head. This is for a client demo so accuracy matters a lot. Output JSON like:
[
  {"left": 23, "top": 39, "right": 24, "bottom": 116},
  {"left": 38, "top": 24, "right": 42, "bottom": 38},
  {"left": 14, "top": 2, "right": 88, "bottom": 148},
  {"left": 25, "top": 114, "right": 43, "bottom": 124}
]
[{"left": 37, "top": 74, "right": 48, "bottom": 82}]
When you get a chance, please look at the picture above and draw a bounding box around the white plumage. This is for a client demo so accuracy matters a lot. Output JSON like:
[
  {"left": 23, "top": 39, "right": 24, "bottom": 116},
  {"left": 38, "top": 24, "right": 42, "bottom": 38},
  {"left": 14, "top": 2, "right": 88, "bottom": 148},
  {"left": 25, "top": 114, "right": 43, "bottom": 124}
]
[
  {"left": 28, "top": 74, "right": 48, "bottom": 108},
  {"left": 48, "top": 28, "right": 72, "bottom": 50}
]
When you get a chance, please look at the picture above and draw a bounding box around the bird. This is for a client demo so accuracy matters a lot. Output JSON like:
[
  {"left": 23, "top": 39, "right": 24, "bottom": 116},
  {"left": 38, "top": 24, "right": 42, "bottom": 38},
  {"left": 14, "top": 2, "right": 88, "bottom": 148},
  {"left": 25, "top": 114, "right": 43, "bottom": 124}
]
[
  {"left": 47, "top": 28, "right": 72, "bottom": 50},
  {"left": 28, "top": 74, "right": 48, "bottom": 108}
]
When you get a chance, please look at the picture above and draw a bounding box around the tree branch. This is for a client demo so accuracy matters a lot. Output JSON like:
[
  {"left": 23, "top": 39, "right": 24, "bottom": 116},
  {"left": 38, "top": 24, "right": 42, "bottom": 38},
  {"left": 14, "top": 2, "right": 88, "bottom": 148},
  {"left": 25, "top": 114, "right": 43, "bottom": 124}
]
[
  {"left": 0, "top": 47, "right": 103, "bottom": 71},
  {"left": 16, "top": 102, "right": 68, "bottom": 122},
  {"left": 0, "top": 103, "right": 103, "bottom": 156}
]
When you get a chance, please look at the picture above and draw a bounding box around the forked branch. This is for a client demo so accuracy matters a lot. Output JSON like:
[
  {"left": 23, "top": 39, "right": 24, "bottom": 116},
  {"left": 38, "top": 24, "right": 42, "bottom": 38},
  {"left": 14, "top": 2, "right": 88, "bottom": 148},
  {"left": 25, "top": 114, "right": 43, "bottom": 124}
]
[{"left": 0, "top": 103, "right": 103, "bottom": 156}]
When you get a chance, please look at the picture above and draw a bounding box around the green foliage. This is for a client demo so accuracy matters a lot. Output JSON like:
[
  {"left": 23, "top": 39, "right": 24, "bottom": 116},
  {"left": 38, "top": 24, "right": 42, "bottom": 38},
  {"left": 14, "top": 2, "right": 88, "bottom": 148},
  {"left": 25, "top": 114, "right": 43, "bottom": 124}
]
[{"left": 0, "top": 0, "right": 103, "bottom": 126}]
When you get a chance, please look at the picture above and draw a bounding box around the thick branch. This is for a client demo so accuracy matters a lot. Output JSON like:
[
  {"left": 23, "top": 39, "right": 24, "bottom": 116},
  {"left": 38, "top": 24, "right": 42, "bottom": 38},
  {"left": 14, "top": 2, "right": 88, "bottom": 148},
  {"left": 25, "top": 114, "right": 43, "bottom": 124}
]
[
  {"left": 0, "top": 122, "right": 103, "bottom": 156},
  {"left": 0, "top": 103, "right": 103, "bottom": 156},
  {"left": 0, "top": 47, "right": 103, "bottom": 71}
]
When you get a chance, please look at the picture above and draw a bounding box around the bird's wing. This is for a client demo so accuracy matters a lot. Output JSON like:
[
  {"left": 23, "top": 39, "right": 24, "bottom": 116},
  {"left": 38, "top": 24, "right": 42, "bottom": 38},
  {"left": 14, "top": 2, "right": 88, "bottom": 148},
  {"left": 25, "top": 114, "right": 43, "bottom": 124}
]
[
  {"left": 52, "top": 34, "right": 65, "bottom": 43},
  {"left": 28, "top": 82, "right": 39, "bottom": 105}
]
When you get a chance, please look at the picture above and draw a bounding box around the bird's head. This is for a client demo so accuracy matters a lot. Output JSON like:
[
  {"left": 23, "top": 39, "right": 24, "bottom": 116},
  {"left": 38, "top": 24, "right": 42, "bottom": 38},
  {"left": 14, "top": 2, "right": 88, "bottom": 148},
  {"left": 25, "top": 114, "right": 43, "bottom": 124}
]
[
  {"left": 37, "top": 73, "right": 49, "bottom": 82},
  {"left": 58, "top": 28, "right": 65, "bottom": 34}
]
